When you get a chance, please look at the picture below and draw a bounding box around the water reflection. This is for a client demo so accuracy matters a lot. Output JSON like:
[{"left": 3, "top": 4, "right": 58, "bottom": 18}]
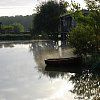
[
  {"left": 0, "top": 41, "right": 100, "bottom": 100},
  {"left": 0, "top": 41, "right": 76, "bottom": 100},
  {"left": 29, "top": 41, "right": 100, "bottom": 100},
  {"left": 0, "top": 41, "right": 32, "bottom": 48},
  {"left": 69, "top": 70, "right": 100, "bottom": 100},
  {"left": 0, "top": 43, "right": 14, "bottom": 48},
  {"left": 29, "top": 40, "right": 74, "bottom": 71}
]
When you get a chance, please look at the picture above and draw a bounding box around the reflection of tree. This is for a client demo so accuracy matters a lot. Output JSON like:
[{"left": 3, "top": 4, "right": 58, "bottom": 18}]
[
  {"left": 3, "top": 43, "right": 14, "bottom": 48},
  {"left": 29, "top": 40, "right": 73, "bottom": 71},
  {"left": 29, "top": 40, "right": 76, "bottom": 82},
  {"left": 42, "top": 71, "right": 67, "bottom": 79},
  {"left": 29, "top": 41, "right": 59, "bottom": 70},
  {"left": 70, "top": 70, "right": 100, "bottom": 100},
  {"left": 0, "top": 43, "right": 14, "bottom": 48}
]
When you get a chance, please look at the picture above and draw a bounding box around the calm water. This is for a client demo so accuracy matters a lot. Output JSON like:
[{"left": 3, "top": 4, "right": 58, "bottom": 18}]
[{"left": 0, "top": 41, "right": 99, "bottom": 100}]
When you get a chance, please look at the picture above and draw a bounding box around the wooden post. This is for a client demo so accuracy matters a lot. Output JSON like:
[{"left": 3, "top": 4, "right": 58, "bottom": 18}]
[
  {"left": 0, "top": 22, "right": 2, "bottom": 33},
  {"left": 60, "top": 14, "right": 75, "bottom": 46}
]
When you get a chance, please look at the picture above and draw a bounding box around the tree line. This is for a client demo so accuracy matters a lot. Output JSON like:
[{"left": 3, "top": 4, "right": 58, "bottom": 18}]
[
  {"left": 0, "top": 0, "right": 100, "bottom": 56},
  {"left": 0, "top": 15, "right": 34, "bottom": 33}
]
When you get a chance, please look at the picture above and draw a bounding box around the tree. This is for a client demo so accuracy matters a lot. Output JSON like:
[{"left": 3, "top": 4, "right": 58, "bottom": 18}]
[
  {"left": 12, "top": 23, "right": 24, "bottom": 33},
  {"left": 84, "top": 0, "right": 100, "bottom": 51},
  {"left": 2, "top": 25, "right": 14, "bottom": 34},
  {"left": 84, "top": 0, "right": 100, "bottom": 11},
  {"left": 68, "top": 0, "right": 100, "bottom": 55},
  {"left": 33, "top": 0, "right": 68, "bottom": 36},
  {"left": 1, "top": 23, "right": 24, "bottom": 34},
  {"left": 69, "top": 24, "right": 96, "bottom": 55},
  {"left": 0, "top": 15, "right": 33, "bottom": 32}
]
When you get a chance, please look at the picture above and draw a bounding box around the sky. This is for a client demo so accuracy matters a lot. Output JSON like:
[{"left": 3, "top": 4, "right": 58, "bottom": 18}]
[{"left": 0, "top": 0, "right": 86, "bottom": 16}]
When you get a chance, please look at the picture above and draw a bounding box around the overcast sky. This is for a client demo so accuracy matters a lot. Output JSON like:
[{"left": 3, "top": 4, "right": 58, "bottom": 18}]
[{"left": 0, "top": 0, "right": 86, "bottom": 16}]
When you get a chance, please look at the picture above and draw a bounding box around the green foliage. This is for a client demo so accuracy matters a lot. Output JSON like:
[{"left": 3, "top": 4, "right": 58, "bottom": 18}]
[
  {"left": 68, "top": 0, "right": 100, "bottom": 55},
  {"left": 84, "top": 0, "right": 100, "bottom": 10},
  {"left": 1, "top": 23, "right": 24, "bottom": 34},
  {"left": 83, "top": 53, "right": 100, "bottom": 71},
  {"left": 70, "top": 0, "right": 81, "bottom": 12},
  {"left": 1, "top": 25, "right": 14, "bottom": 34},
  {"left": 12, "top": 23, "right": 24, "bottom": 33},
  {"left": 33, "top": 0, "right": 68, "bottom": 35},
  {"left": 0, "top": 15, "right": 34, "bottom": 31},
  {"left": 69, "top": 24, "right": 95, "bottom": 55}
]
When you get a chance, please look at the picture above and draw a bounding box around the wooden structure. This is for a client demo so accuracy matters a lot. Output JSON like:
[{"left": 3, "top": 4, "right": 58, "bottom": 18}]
[
  {"left": 59, "top": 10, "right": 89, "bottom": 44},
  {"left": 60, "top": 14, "right": 76, "bottom": 45},
  {"left": 45, "top": 56, "right": 82, "bottom": 73}
]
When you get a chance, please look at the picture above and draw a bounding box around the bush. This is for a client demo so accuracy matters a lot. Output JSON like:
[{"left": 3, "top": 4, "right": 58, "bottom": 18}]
[{"left": 69, "top": 24, "right": 96, "bottom": 55}]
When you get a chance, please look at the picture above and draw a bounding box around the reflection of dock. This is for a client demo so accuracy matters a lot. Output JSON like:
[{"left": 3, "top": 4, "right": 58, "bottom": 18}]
[{"left": 45, "top": 66, "right": 82, "bottom": 73}]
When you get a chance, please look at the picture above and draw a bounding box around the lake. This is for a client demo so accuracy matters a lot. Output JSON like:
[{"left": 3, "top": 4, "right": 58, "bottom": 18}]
[{"left": 0, "top": 40, "right": 99, "bottom": 100}]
